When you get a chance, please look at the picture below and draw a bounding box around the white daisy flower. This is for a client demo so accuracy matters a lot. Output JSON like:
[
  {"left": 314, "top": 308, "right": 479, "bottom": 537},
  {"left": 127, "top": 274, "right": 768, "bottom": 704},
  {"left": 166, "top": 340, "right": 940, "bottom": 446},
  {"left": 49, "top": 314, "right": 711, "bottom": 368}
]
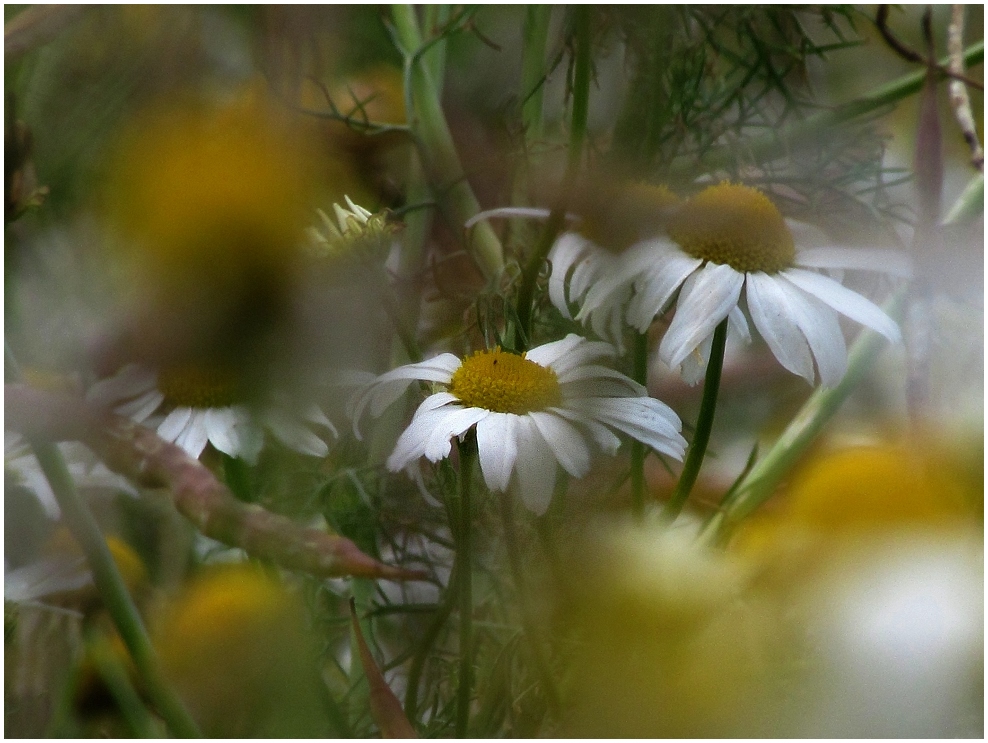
[
  {"left": 546, "top": 183, "right": 682, "bottom": 351},
  {"left": 574, "top": 183, "right": 910, "bottom": 387},
  {"left": 349, "top": 334, "right": 687, "bottom": 514},
  {"left": 87, "top": 363, "right": 337, "bottom": 464}
]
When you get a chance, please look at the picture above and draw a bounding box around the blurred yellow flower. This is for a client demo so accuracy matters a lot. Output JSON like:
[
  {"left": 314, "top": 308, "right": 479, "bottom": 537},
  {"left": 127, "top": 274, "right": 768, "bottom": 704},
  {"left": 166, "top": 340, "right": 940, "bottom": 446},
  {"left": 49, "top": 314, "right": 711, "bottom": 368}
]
[
  {"left": 152, "top": 565, "right": 330, "bottom": 737},
  {"left": 103, "top": 97, "right": 320, "bottom": 371}
]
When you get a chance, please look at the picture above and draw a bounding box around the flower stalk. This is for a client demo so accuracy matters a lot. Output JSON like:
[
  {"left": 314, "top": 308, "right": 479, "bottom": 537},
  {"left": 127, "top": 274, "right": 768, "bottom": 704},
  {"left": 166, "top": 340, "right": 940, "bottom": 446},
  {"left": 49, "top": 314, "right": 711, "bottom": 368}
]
[
  {"left": 514, "top": 6, "right": 592, "bottom": 351},
  {"left": 390, "top": 4, "right": 504, "bottom": 283},
  {"left": 454, "top": 434, "right": 477, "bottom": 737},
  {"left": 662, "top": 319, "right": 728, "bottom": 522},
  {"left": 701, "top": 288, "right": 909, "bottom": 545}
]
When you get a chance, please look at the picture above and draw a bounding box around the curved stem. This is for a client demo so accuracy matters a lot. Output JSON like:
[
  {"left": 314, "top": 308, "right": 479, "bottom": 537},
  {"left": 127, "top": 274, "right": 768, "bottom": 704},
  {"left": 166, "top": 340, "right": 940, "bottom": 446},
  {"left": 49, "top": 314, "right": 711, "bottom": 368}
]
[
  {"left": 661, "top": 319, "right": 728, "bottom": 523},
  {"left": 454, "top": 435, "right": 477, "bottom": 737},
  {"left": 629, "top": 332, "right": 650, "bottom": 519},
  {"left": 513, "top": 6, "right": 592, "bottom": 352}
]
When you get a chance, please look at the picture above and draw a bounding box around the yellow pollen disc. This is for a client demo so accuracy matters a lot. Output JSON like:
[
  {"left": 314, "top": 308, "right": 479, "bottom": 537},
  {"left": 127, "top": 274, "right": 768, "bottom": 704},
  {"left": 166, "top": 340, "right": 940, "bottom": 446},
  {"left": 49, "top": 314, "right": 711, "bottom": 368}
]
[
  {"left": 449, "top": 348, "right": 562, "bottom": 414},
  {"left": 158, "top": 364, "right": 242, "bottom": 408},
  {"left": 667, "top": 183, "right": 795, "bottom": 274},
  {"left": 578, "top": 181, "right": 682, "bottom": 253}
]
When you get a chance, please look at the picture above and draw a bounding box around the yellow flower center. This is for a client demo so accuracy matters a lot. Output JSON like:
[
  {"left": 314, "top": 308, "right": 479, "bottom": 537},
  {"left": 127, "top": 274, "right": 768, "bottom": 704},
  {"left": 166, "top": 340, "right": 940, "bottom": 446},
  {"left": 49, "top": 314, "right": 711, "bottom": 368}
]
[
  {"left": 667, "top": 183, "right": 795, "bottom": 274},
  {"left": 448, "top": 348, "right": 562, "bottom": 414},
  {"left": 578, "top": 181, "right": 682, "bottom": 253},
  {"left": 158, "top": 364, "right": 242, "bottom": 408}
]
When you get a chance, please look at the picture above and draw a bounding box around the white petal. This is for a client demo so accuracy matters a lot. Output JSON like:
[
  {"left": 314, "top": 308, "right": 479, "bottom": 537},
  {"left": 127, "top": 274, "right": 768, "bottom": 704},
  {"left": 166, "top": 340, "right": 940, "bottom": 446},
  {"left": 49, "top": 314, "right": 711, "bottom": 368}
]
[
  {"left": 547, "top": 232, "right": 590, "bottom": 317},
  {"left": 576, "top": 397, "right": 686, "bottom": 460},
  {"left": 524, "top": 333, "right": 587, "bottom": 368},
  {"left": 265, "top": 409, "right": 329, "bottom": 457},
  {"left": 659, "top": 263, "right": 744, "bottom": 370},
  {"left": 528, "top": 411, "right": 590, "bottom": 478},
  {"left": 203, "top": 407, "right": 242, "bottom": 457},
  {"left": 558, "top": 365, "right": 645, "bottom": 398},
  {"left": 728, "top": 305, "right": 751, "bottom": 343},
  {"left": 775, "top": 280, "right": 849, "bottom": 387},
  {"left": 175, "top": 412, "right": 210, "bottom": 459},
  {"left": 388, "top": 409, "right": 450, "bottom": 471},
  {"left": 627, "top": 250, "right": 703, "bottom": 332},
  {"left": 423, "top": 407, "right": 489, "bottom": 462},
  {"left": 235, "top": 422, "right": 265, "bottom": 465},
  {"left": 114, "top": 389, "right": 165, "bottom": 423},
  {"left": 475, "top": 413, "right": 518, "bottom": 492},
  {"left": 745, "top": 272, "right": 814, "bottom": 382},
  {"left": 157, "top": 407, "right": 194, "bottom": 442},
  {"left": 795, "top": 247, "right": 913, "bottom": 278},
  {"left": 782, "top": 269, "right": 901, "bottom": 342},
  {"left": 86, "top": 364, "right": 157, "bottom": 407},
  {"left": 513, "top": 417, "right": 557, "bottom": 515},
  {"left": 550, "top": 406, "right": 622, "bottom": 455}
]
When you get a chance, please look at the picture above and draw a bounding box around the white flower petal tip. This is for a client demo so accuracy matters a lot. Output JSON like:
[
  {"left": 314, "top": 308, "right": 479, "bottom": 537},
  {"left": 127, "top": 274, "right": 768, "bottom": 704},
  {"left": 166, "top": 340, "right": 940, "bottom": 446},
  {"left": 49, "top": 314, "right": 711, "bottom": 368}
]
[{"left": 357, "top": 338, "right": 686, "bottom": 513}]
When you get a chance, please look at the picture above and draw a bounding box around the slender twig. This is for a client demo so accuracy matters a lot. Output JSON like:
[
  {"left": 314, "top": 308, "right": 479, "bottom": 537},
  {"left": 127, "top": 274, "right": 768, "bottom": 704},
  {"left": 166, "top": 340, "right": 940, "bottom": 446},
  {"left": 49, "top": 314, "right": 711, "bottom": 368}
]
[
  {"left": 875, "top": 5, "right": 983, "bottom": 90},
  {"left": 661, "top": 319, "right": 728, "bottom": 523},
  {"left": 947, "top": 5, "right": 984, "bottom": 172}
]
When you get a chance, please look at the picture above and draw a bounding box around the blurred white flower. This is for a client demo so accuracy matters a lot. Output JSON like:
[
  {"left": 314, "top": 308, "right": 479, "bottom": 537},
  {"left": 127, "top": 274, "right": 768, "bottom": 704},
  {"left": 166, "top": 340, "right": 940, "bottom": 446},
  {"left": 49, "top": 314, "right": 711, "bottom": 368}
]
[
  {"left": 568, "top": 183, "right": 910, "bottom": 386},
  {"left": 87, "top": 364, "right": 336, "bottom": 464},
  {"left": 349, "top": 334, "right": 686, "bottom": 514}
]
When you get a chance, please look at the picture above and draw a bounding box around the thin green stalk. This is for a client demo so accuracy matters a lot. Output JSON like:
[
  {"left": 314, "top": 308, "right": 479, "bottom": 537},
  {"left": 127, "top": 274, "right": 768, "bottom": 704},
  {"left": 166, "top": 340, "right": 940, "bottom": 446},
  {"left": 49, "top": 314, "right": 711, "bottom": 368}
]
[
  {"left": 499, "top": 487, "right": 561, "bottom": 716},
  {"left": 520, "top": 5, "right": 552, "bottom": 143},
  {"left": 943, "top": 172, "right": 984, "bottom": 225},
  {"left": 629, "top": 332, "right": 650, "bottom": 519},
  {"left": 661, "top": 319, "right": 728, "bottom": 523},
  {"left": 86, "top": 630, "right": 163, "bottom": 738},
  {"left": 403, "top": 570, "right": 458, "bottom": 721},
  {"left": 454, "top": 436, "right": 477, "bottom": 738},
  {"left": 30, "top": 443, "right": 201, "bottom": 736},
  {"left": 390, "top": 4, "right": 504, "bottom": 282},
  {"left": 702, "top": 289, "right": 909, "bottom": 546},
  {"left": 670, "top": 40, "right": 984, "bottom": 175},
  {"left": 6, "top": 344, "right": 200, "bottom": 737},
  {"left": 513, "top": 6, "right": 592, "bottom": 351}
]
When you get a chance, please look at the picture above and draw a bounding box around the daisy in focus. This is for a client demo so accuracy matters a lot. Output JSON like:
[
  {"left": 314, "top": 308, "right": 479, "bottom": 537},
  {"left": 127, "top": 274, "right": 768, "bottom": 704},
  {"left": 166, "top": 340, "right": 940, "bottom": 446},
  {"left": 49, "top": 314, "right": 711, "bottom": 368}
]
[
  {"left": 87, "top": 363, "right": 336, "bottom": 464},
  {"left": 576, "top": 183, "right": 910, "bottom": 386},
  {"left": 349, "top": 334, "right": 686, "bottom": 514}
]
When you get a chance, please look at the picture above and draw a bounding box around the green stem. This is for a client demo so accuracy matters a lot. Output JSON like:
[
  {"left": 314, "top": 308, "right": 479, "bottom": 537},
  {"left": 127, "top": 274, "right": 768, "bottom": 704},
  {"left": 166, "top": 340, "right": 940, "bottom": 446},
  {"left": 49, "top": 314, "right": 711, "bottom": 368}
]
[
  {"left": 6, "top": 343, "right": 200, "bottom": 736},
  {"left": 499, "top": 487, "right": 561, "bottom": 716},
  {"left": 86, "top": 630, "right": 162, "bottom": 738},
  {"left": 629, "top": 332, "right": 650, "bottom": 519},
  {"left": 454, "top": 435, "right": 477, "bottom": 737},
  {"left": 32, "top": 442, "right": 200, "bottom": 736},
  {"left": 701, "top": 289, "right": 909, "bottom": 546},
  {"left": 661, "top": 319, "right": 728, "bottom": 523},
  {"left": 403, "top": 570, "right": 458, "bottom": 721},
  {"left": 513, "top": 6, "right": 592, "bottom": 351},
  {"left": 391, "top": 4, "right": 504, "bottom": 283},
  {"left": 520, "top": 5, "right": 552, "bottom": 143},
  {"left": 670, "top": 40, "right": 984, "bottom": 175}
]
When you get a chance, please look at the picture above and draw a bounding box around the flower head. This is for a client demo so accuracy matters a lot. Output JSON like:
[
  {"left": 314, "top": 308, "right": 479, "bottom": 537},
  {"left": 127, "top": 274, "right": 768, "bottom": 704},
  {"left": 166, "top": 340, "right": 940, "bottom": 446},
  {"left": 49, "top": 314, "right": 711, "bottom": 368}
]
[
  {"left": 307, "top": 196, "right": 397, "bottom": 264},
  {"left": 573, "top": 183, "right": 910, "bottom": 386},
  {"left": 350, "top": 334, "right": 686, "bottom": 514},
  {"left": 88, "top": 363, "right": 336, "bottom": 464}
]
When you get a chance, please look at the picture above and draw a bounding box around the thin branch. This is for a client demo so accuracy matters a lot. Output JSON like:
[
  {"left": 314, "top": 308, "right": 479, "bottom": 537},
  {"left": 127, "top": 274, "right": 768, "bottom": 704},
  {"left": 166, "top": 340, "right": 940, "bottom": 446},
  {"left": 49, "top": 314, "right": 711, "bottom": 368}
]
[
  {"left": 875, "top": 5, "right": 984, "bottom": 90},
  {"left": 947, "top": 5, "right": 984, "bottom": 172},
  {"left": 5, "top": 384, "right": 426, "bottom": 582}
]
